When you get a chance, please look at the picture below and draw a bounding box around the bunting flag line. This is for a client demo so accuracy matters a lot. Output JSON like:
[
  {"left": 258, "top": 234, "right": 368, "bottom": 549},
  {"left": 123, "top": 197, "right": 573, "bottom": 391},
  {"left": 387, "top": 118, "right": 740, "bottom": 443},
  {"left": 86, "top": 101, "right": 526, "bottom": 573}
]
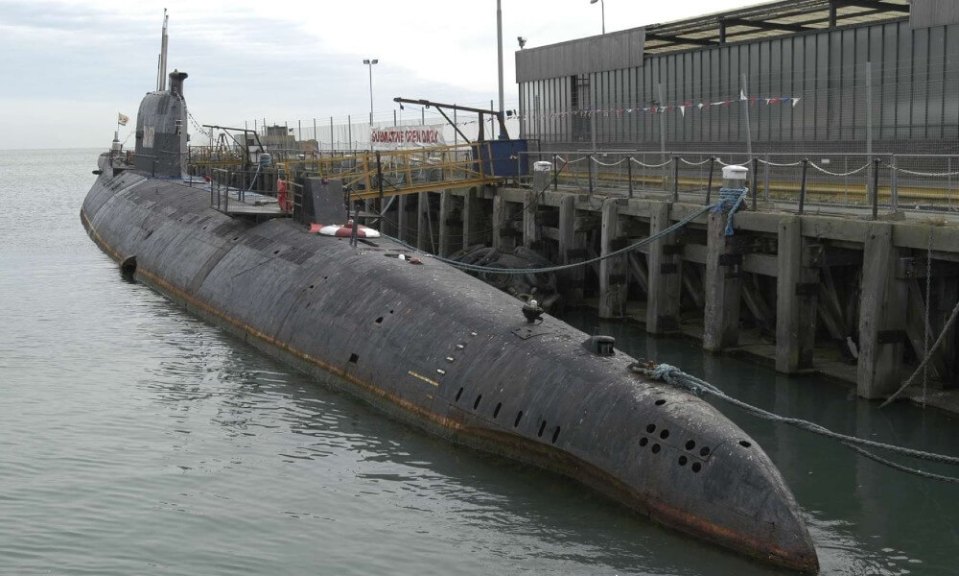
[{"left": 513, "top": 91, "right": 804, "bottom": 122}]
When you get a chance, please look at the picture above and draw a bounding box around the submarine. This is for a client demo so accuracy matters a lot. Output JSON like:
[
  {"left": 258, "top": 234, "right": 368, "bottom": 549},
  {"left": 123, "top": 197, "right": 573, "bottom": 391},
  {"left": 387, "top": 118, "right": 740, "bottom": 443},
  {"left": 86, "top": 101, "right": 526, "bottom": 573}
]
[{"left": 80, "top": 47, "right": 819, "bottom": 574}]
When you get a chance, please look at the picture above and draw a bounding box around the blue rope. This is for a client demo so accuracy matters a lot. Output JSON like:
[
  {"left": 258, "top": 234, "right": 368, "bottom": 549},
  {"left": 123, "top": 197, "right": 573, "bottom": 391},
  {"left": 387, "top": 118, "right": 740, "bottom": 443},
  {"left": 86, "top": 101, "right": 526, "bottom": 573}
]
[{"left": 713, "top": 187, "right": 747, "bottom": 236}]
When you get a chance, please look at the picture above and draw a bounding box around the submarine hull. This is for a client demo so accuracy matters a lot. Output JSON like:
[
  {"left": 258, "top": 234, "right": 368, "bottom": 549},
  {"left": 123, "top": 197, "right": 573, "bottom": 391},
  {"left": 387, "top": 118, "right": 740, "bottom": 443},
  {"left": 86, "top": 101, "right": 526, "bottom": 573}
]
[{"left": 81, "top": 158, "right": 818, "bottom": 572}]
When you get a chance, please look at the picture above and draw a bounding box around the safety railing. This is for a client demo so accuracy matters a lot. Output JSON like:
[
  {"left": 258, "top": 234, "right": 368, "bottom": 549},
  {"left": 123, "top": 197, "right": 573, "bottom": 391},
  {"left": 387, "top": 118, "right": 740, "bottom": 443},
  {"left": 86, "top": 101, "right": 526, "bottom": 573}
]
[
  {"left": 520, "top": 150, "right": 959, "bottom": 214},
  {"left": 193, "top": 141, "right": 515, "bottom": 202}
]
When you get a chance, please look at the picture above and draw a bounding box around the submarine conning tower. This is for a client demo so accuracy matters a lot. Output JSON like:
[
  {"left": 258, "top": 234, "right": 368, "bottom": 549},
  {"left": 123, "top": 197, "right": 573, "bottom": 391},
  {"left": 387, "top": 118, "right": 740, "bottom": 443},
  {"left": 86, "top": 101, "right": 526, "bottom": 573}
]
[{"left": 134, "top": 70, "right": 188, "bottom": 178}]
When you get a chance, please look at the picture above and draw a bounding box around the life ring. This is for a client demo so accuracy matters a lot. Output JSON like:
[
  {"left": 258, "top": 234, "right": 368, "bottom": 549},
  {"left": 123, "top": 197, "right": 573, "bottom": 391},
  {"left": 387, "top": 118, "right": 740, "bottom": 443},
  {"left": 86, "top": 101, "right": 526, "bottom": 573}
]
[{"left": 310, "top": 220, "right": 381, "bottom": 238}]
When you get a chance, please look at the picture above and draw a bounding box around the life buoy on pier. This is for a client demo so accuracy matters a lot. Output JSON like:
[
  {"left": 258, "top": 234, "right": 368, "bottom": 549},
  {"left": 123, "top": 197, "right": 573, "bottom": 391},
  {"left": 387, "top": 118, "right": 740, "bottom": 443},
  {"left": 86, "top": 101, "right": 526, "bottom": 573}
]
[{"left": 309, "top": 220, "right": 381, "bottom": 238}]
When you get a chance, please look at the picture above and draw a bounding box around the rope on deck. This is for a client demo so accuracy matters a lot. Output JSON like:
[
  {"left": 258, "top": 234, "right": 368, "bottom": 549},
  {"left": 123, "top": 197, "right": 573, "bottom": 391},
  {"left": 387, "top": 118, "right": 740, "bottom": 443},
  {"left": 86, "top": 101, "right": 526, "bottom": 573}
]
[{"left": 632, "top": 362, "right": 959, "bottom": 483}]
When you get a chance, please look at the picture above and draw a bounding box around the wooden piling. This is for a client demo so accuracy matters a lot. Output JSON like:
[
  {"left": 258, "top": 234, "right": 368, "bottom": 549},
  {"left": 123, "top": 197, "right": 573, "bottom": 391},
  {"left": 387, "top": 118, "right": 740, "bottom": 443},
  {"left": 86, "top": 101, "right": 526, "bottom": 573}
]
[
  {"left": 646, "top": 201, "right": 682, "bottom": 334},
  {"left": 703, "top": 210, "right": 742, "bottom": 351},
  {"left": 558, "top": 195, "right": 585, "bottom": 304},
  {"left": 524, "top": 190, "right": 539, "bottom": 248},
  {"left": 857, "top": 223, "right": 908, "bottom": 399},
  {"left": 438, "top": 191, "right": 452, "bottom": 257},
  {"left": 492, "top": 194, "right": 506, "bottom": 252},
  {"left": 776, "top": 215, "right": 818, "bottom": 373},
  {"left": 462, "top": 188, "right": 480, "bottom": 247},
  {"left": 599, "top": 198, "right": 627, "bottom": 319},
  {"left": 397, "top": 194, "right": 410, "bottom": 245},
  {"left": 416, "top": 192, "right": 430, "bottom": 252}
]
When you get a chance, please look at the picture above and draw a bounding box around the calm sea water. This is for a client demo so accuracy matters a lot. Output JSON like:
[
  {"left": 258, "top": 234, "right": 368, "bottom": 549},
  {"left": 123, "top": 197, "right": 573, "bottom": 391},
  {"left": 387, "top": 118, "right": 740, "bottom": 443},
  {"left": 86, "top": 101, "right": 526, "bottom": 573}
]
[{"left": 1, "top": 148, "right": 957, "bottom": 575}]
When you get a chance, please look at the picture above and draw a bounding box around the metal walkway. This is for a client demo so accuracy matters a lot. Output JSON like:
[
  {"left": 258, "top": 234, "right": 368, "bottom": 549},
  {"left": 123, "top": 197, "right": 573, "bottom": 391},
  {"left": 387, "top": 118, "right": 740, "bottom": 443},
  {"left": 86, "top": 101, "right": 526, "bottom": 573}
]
[{"left": 279, "top": 142, "right": 506, "bottom": 200}]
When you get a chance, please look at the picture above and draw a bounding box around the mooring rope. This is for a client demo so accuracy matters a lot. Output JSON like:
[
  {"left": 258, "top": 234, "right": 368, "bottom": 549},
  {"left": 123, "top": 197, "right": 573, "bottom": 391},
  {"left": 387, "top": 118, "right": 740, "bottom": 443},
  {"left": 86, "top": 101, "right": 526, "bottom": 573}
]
[
  {"left": 428, "top": 204, "right": 718, "bottom": 275},
  {"left": 632, "top": 362, "right": 959, "bottom": 483},
  {"left": 394, "top": 202, "right": 714, "bottom": 275},
  {"left": 714, "top": 188, "right": 747, "bottom": 237},
  {"left": 880, "top": 291, "right": 959, "bottom": 409}
]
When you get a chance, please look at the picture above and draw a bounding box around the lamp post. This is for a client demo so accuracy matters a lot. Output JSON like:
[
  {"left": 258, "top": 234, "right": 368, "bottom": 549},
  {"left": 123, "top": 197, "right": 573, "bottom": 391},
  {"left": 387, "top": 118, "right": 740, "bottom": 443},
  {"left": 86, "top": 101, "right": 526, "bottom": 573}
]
[
  {"left": 589, "top": 0, "right": 605, "bottom": 35},
  {"left": 496, "top": 0, "right": 505, "bottom": 139},
  {"left": 362, "top": 58, "right": 378, "bottom": 131}
]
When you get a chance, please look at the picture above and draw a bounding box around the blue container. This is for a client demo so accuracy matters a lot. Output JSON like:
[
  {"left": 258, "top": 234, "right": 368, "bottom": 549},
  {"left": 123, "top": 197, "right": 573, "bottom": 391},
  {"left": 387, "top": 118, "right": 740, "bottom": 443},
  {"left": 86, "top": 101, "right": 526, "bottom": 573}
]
[{"left": 473, "top": 139, "right": 529, "bottom": 178}]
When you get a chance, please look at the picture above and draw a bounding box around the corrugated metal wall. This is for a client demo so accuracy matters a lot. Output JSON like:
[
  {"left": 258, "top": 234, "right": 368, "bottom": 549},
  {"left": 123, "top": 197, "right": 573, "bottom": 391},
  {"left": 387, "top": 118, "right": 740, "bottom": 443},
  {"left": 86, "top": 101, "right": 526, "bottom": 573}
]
[
  {"left": 518, "top": 19, "right": 959, "bottom": 155},
  {"left": 911, "top": 0, "right": 959, "bottom": 28},
  {"left": 516, "top": 29, "right": 645, "bottom": 82}
]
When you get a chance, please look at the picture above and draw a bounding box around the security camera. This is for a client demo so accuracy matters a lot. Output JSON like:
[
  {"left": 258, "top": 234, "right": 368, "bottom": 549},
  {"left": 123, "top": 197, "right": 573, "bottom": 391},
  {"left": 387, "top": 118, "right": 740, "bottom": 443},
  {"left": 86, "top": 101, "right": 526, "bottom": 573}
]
[{"left": 517, "top": 36, "right": 527, "bottom": 49}]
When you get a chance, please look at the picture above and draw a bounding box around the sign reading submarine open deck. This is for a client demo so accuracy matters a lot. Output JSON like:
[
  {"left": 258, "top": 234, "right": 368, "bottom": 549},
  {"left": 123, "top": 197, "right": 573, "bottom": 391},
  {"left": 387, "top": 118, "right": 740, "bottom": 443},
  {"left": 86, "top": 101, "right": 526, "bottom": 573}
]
[{"left": 80, "top": 59, "right": 819, "bottom": 572}]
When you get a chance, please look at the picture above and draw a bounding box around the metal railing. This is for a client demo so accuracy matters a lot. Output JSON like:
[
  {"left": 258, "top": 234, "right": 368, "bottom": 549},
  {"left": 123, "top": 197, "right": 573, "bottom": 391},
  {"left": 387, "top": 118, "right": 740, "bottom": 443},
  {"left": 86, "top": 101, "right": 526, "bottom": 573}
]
[{"left": 520, "top": 150, "right": 959, "bottom": 214}]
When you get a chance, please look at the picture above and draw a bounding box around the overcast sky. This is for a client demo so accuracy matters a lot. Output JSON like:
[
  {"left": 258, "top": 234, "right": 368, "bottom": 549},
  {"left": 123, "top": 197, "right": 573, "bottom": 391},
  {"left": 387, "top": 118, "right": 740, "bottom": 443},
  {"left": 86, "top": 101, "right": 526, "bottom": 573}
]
[{"left": 0, "top": 0, "right": 771, "bottom": 149}]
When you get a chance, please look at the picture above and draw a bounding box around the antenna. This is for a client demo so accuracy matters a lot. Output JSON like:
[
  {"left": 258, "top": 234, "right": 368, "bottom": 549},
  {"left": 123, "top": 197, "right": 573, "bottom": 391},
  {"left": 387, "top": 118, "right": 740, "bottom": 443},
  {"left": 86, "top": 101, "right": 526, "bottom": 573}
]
[{"left": 156, "top": 9, "right": 169, "bottom": 91}]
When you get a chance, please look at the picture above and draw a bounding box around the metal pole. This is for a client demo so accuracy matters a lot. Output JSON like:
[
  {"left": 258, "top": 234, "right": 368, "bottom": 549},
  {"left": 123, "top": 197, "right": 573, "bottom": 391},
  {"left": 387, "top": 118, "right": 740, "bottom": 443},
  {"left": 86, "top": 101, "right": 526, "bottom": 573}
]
[
  {"left": 872, "top": 157, "right": 881, "bottom": 219},
  {"left": 588, "top": 154, "right": 594, "bottom": 194},
  {"left": 866, "top": 61, "right": 874, "bottom": 206},
  {"left": 376, "top": 150, "right": 384, "bottom": 232},
  {"left": 673, "top": 156, "right": 679, "bottom": 202},
  {"left": 657, "top": 83, "right": 667, "bottom": 166},
  {"left": 891, "top": 154, "right": 899, "bottom": 212},
  {"left": 751, "top": 157, "right": 758, "bottom": 210},
  {"left": 763, "top": 153, "right": 770, "bottom": 201},
  {"left": 329, "top": 117, "right": 334, "bottom": 152},
  {"left": 627, "top": 155, "right": 633, "bottom": 198},
  {"left": 799, "top": 159, "right": 808, "bottom": 215},
  {"left": 552, "top": 154, "right": 558, "bottom": 192},
  {"left": 742, "top": 73, "right": 753, "bottom": 163},
  {"left": 705, "top": 157, "right": 715, "bottom": 205},
  {"left": 366, "top": 60, "right": 375, "bottom": 128},
  {"left": 496, "top": 0, "right": 505, "bottom": 138}
]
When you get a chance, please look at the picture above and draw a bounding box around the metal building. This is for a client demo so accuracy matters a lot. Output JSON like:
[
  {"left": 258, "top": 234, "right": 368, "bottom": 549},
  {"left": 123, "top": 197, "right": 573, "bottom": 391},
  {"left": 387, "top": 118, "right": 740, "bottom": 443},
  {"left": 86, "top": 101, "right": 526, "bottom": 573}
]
[{"left": 516, "top": 0, "right": 958, "bottom": 156}]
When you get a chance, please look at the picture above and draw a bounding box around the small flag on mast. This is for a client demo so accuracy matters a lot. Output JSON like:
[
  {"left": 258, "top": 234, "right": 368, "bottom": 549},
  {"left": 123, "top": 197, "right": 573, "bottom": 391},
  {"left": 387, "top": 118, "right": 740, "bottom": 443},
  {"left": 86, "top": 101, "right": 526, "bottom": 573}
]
[{"left": 118, "top": 113, "right": 129, "bottom": 126}]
